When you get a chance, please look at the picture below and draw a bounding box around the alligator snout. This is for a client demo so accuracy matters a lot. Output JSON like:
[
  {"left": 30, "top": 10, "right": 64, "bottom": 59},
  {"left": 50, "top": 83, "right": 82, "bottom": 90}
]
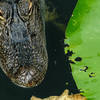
[
  {"left": 0, "top": 0, "right": 48, "bottom": 88},
  {"left": 1, "top": 39, "right": 48, "bottom": 87}
]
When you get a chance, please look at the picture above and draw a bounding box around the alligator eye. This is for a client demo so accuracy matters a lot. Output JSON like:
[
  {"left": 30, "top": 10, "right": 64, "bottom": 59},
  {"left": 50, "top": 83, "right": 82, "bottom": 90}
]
[
  {"left": 18, "top": 0, "right": 32, "bottom": 20},
  {"left": 0, "top": 3, "right": 12, "bottom": 23},
  {"left": 0, "top": 10, "right": 6, "bottom": 22}
]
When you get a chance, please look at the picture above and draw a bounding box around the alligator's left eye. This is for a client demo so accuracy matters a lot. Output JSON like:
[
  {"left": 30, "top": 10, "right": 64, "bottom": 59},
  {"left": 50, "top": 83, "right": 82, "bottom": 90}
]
[
  {"left": 0, "top": 3, "right": 12, "bottom": 24},
  {"left": 18, "top": 0, "right": 32, "bottom": 20},
  {"left": 0, "top": 10, "right": 6, "bottom": 22}
]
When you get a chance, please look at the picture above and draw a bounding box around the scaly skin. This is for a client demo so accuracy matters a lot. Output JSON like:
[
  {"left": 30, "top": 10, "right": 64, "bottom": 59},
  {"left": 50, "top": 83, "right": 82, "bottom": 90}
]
[{"left": 0, "top": 0, "right": 48, "bottom": 88}]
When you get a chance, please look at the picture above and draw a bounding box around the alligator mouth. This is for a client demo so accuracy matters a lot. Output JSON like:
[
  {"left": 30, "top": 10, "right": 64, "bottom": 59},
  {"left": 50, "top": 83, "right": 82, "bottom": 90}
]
[
  {"left": 6, "top": 42, "right": 47, "bottom": 87},
  {"left": 0, "top": 36, "right": 48, "bottom": 88},
  {"left": 11, "top": 66, "right": 45, "bottom": 88}
]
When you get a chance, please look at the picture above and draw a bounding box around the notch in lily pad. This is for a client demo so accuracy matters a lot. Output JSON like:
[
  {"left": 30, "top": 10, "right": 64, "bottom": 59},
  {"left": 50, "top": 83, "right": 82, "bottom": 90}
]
[
  {"left": 89, "top": 72, "right": 96, "bottom": 78},
  {"left": 66, "top": 50, "right": 74, "bottom": 57},
  {"left": 75, "top": 57, "right": 82, "bottom": 62},
  {"left": 80, "top": 66, "right": 88, "bottom": 72}
]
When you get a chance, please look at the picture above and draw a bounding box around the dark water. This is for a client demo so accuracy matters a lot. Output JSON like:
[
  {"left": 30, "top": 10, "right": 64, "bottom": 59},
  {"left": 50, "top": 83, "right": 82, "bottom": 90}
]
[{"left": 0, "top": 0, "right": 79, "bottom": 100}]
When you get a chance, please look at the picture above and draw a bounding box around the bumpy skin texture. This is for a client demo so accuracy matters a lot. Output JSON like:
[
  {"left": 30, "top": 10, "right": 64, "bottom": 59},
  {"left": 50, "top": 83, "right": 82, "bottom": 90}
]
[{"left": 0, "top": 0, "right": 48, "bottom": 88}]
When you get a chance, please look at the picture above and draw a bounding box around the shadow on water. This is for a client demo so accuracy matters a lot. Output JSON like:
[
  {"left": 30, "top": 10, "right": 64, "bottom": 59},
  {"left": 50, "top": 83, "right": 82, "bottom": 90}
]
[{"left": 0, "top": 0, "right": 79, "bottom": 100}]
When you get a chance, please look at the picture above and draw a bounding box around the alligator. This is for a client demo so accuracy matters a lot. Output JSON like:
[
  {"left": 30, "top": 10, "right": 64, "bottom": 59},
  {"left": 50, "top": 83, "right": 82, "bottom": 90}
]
[{"left": 0, "top": 0, "right": 48, "bottom": 88}]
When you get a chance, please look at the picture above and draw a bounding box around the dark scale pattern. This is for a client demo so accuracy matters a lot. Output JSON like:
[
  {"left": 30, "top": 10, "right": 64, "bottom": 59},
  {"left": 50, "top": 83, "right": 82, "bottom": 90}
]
[{"left": 0, "top": 0, "right": 48, "bottom": 88}]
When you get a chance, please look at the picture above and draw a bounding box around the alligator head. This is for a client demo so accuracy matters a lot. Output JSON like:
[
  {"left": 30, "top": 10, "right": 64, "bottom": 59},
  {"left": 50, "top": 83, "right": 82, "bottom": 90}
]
[{"left": 0, "top": 0, "right": 48, "bottom": 88}]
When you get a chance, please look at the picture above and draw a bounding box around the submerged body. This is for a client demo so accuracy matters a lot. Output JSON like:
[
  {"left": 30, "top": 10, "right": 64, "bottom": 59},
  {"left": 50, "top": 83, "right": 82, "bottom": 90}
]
[{"left": 0, "top": 0, "right": 48, "bottom": 87}]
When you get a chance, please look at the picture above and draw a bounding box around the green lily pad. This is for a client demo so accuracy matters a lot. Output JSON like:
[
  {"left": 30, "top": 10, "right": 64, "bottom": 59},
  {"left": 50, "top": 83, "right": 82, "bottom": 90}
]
[{"left": 65, "top": 0, "right": 100, "bottom": 99}]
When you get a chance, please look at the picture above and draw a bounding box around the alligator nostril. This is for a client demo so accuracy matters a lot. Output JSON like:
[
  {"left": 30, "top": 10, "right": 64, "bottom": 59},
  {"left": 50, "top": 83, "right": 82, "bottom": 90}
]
[
  {"left": 5, "top": 28, "right": 9, "bottom": 36},
  {"left": 7, "top": 31, "right": 9, "bottom": 36},
  {"left": 31, "top": 33, "right": 36, "bottom": 38},
  {"left": 0, "top": 12, "right": 3, "bottom": 16},
  {"left": 14, "top": 0, "right": 20, "bottom": 3}
]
